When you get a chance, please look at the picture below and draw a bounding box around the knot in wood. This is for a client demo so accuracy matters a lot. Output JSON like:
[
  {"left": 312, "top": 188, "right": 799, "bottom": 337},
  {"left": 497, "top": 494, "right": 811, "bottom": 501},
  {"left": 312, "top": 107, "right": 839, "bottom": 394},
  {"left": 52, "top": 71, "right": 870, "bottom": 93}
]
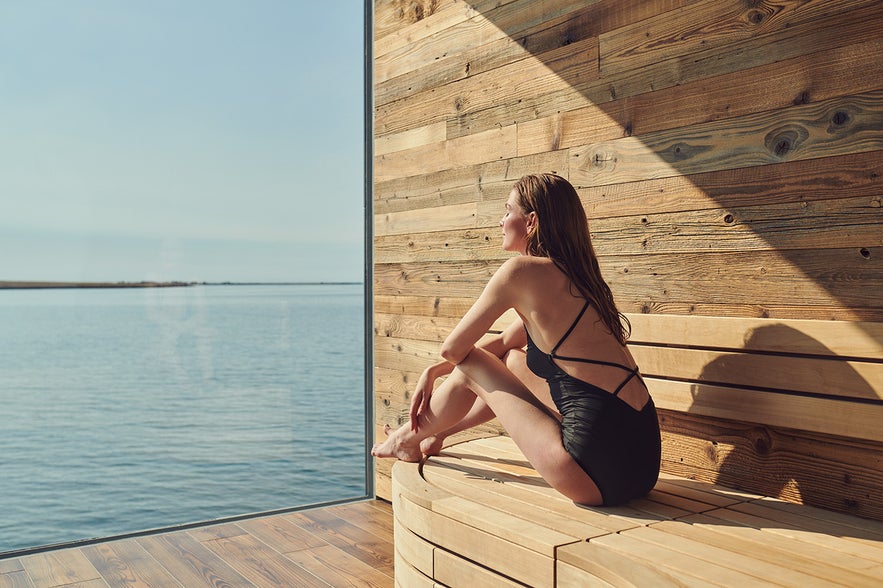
[
  {"left": 764, "top": 126, "right": 806, "bottom": 159},
  {"left": 724, "top": 214, "right": 735, "bottom": 224},
  {"left": 747, "top": 9, "right": 765, "bottom": 24},
  {"left": 754, "top": 436, "right": 770, "bottom": 455},
  {"left": 752, "top": 428, "right": 773, "bottom": 455},
  {"left": 663, "top": 141, "right": 710, "bottom": 163},
  {"left": 831, "top": 110, "right": 851, "bottom": 127}
]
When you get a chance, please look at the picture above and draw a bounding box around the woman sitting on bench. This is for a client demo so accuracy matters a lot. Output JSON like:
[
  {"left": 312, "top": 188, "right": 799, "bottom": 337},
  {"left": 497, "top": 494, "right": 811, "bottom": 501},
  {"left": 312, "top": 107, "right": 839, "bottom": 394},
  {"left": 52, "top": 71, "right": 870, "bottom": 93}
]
[{"left": 372, "top": 173, "right": 661, "bottom": 506}]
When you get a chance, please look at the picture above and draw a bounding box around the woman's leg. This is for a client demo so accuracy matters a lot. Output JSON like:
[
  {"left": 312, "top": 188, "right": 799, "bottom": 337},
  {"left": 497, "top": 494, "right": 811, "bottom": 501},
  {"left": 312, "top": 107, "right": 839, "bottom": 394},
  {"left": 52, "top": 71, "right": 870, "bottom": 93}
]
[
  {"left": 455, "top": 347, "right": 603, "bottom": 505},
  {"left": 420, "top": 348, "right": 557, "bottom": 455},
  {"left": 419, "top": 397, "right": 495, "bottom": 455},
  {"left": 373, "top": 347, "right": 603, "bottom": 505},
  {"left": 371, "top": 368, "right": 482, "bottom": 461}
]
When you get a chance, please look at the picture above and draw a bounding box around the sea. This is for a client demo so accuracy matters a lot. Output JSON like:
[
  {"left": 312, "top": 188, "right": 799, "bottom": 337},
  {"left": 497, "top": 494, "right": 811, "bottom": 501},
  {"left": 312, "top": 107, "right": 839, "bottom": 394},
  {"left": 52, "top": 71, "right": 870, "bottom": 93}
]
[{"left": 0, "top": 283, "right": 367, "bottom": 554}]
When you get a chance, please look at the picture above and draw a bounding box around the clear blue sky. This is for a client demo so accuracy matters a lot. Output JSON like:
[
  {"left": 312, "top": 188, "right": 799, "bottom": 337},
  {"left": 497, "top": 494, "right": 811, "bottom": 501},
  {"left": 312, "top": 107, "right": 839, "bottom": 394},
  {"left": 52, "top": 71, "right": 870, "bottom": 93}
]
[{"left": 0, "top": 1, "right": 365, "bottom": 283}]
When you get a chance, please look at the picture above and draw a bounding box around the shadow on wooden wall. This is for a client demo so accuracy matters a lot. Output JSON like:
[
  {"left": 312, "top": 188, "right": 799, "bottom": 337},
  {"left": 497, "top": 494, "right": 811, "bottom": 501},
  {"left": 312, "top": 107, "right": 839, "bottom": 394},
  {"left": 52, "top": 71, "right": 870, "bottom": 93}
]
[
  {"left": 686, "top": 324, "right": 881, "bottom": 517},
  {"left": 450, "top": 0, "right": 882, "bottom": 333}
]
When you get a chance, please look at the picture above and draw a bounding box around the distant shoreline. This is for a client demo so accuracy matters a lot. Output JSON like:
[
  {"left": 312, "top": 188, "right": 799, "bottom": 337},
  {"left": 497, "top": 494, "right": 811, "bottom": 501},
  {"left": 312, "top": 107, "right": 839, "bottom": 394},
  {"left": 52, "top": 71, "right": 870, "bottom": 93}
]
[
  {"left": 0, "top": 281, "right": 362, "bottom": 290},
  {"left": 0, "top": 281, "right": 196, "bottom": 290}
]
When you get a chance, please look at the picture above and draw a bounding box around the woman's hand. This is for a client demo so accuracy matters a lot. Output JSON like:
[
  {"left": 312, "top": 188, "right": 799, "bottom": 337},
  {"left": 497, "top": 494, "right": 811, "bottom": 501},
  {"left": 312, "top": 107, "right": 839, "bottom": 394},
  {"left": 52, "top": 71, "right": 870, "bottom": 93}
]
[{"left": 409, "top": 361, "right": 453, "bottom": 432}]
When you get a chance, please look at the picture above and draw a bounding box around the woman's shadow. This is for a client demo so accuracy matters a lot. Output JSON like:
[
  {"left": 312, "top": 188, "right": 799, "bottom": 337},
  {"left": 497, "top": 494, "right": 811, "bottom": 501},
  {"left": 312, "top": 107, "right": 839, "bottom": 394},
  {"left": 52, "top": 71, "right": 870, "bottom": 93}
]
[{"left": 685, "top": 323, "right": 882, "bottom": 523}]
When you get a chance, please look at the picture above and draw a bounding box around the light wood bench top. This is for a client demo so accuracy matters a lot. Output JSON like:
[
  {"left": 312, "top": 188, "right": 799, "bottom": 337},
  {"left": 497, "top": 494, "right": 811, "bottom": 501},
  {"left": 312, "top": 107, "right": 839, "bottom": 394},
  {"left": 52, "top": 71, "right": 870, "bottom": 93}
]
[{"left": 392, "top": 435, "right": 883, "bottom": 587}]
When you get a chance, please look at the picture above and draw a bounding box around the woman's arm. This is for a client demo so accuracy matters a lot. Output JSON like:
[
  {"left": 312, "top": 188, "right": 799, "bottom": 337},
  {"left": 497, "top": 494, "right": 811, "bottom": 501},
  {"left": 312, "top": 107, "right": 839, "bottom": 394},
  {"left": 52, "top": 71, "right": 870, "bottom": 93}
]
[
  {"left": 409, "top": 271, "right": 527, "bottom": 431},
  {"left": 439, "top": 257, "right": 525, "bottom": 364}
]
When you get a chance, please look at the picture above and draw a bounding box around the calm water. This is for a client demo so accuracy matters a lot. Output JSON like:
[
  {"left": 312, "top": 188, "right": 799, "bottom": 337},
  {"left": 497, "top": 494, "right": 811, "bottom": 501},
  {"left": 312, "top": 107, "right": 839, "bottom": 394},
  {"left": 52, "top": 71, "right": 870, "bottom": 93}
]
[{"left": 0, "top": 284, "right": 367, "bottom": 554}]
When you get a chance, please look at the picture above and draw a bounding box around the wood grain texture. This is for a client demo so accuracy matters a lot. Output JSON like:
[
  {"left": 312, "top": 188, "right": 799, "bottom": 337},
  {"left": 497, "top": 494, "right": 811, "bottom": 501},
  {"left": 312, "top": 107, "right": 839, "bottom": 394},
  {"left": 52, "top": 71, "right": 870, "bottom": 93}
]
[{"left": 5, "top": 502, "right": 393, "bottom": 588}]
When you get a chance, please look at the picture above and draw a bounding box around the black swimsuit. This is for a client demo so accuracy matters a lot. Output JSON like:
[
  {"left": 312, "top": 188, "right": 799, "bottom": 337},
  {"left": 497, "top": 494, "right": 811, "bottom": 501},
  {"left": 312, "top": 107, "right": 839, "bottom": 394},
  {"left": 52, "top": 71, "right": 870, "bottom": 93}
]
[{"left": 526, "top": 300, "right": 661, "bottom": 505}]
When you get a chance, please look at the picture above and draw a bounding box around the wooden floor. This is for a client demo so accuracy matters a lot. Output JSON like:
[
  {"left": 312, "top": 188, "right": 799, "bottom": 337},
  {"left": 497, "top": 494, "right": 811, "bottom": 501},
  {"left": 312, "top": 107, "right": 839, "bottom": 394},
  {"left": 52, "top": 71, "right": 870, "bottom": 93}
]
[{"left": 0, "top": 499, "right": 394, "bottom": 588}]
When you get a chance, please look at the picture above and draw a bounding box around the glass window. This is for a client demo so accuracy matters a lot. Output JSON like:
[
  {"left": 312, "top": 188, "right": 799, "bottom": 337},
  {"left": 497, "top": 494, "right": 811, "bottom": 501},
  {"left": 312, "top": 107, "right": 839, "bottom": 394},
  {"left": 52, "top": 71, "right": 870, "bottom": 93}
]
[{"left": 0, "top": 1, "right": 367, "bottom": 554}]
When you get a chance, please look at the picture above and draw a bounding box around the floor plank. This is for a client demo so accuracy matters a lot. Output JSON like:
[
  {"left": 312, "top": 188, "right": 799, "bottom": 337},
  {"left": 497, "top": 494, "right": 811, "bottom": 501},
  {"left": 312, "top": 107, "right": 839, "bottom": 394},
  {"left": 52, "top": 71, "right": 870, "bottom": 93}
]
[
  {"left": 1, "top": 500, "right": 394, "bottom": 588},
  {"left": 285, "top": 508, "right": 396, "bottom": 578},
  {"left": 136, "top": 532, "right": 254, "bottom": 587}
]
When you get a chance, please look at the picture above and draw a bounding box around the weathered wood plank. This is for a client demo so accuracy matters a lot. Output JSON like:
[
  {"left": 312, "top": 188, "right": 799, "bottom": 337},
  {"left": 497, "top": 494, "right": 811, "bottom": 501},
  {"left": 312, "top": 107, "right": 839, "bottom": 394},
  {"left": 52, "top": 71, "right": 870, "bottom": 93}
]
[
  {"left": 381, "top": 193, "right": 881, "bottom": 262},
  {"left": 601, "top": 248, "right": 882, "bottom": 309},
  {"left": 569, "top": 90, "right": 883, "bottom": 188},
  {"left": 650, "top": 377, "right": 883, "bottom": 442},
  {"left": 658, "top": 410, "right": 883, "bottom": 521},
  {"left": 376, "top": 246, "right": 882, "bottom": 308},
  {"left": 634, "top": 346, "right": 882, "bottom": 401},
  {"left": 373, "top": 0, "right": 462, "bottom": 44},
  {"left": 374, "top": 121, "right": 446, "bottom": 156},
  {"left": 374, "top": 293, "right": 483, "bottom": 318},
  {"left": 0, "top": 572, "right": 38, "bottom": 588},
  {"left": 376, "top": 4, "right": 596, "bottom": 107},
  {"left": 373, "top": 150, "right": 567, "bottom": 215},
  {"left": 374, "top": 201, "right": 479, "bottom": 237},
  {"left": 601, "top": 0, "right": 872, "bottom": 73},
  {"left": 627, "top": 313, "right": 883, "bottom": 359},
  {"left": 375, "top": 36, "right": 598, "bottom": 137},
  {"left": 581, "top": 149, "right": 883, "bottom": 219},
  {"left": 375, "top": 125, "right": 517, "bottom": 183},
  {"left": 588, "top": 195, "right": 882, "bottom": 254},
  {"left": 452, "top": 2, "right": 883, "bottom": 140},
  {"left": 518, "top": 36, "right": 883, "bottom": 156}
]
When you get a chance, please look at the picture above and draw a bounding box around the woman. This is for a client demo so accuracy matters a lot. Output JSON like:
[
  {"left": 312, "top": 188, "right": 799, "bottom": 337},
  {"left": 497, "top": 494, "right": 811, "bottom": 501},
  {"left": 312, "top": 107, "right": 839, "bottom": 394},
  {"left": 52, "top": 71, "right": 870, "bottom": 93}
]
[{"left": 372, "top": 173, "right": 660, "bottom": 506}]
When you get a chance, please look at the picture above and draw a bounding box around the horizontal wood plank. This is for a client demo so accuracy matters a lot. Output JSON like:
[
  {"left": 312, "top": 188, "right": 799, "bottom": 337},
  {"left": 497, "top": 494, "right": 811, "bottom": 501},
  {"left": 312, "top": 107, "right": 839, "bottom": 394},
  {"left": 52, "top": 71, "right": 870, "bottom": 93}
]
[
  {"left": 650, "top": 377, "right": 883, "bottom": 442},
  {"left": 568, "top": 90, "right": 883, "bottom": 188},
  {"left": 627, "top": 313, "right": 883, "bottom": 359}
]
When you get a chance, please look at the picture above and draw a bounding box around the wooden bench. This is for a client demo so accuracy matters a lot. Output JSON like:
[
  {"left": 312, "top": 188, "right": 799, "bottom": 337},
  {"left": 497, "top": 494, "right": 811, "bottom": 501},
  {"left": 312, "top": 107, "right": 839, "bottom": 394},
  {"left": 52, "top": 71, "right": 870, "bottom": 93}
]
[
  {"left": 392, "top": 436, "right": 883, "bottom": 587},
  {"left": 390, "top": 313, "right": 883, "bottom": 586}
]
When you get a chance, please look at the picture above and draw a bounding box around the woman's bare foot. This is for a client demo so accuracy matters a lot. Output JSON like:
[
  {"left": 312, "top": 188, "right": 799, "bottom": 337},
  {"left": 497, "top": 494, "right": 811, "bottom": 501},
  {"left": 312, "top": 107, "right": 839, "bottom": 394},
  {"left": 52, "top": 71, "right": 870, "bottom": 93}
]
[
  {"left": 371, "top": 424, "right": 422, "bottom": 462},
  {"left": 419, "top": 435, "right": 445, "bottom": 456}
]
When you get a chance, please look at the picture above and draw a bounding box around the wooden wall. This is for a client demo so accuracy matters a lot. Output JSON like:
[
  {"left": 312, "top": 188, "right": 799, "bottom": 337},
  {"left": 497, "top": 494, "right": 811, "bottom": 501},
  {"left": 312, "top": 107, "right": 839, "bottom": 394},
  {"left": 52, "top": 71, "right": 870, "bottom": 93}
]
[{"left": 372, "top": 0, "right": 882, "bottom": 509}]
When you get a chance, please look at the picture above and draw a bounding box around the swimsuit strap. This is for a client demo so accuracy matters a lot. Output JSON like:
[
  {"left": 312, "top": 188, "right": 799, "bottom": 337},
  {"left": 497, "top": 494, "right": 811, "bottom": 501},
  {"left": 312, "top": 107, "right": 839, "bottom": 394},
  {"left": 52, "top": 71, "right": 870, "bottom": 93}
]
[
  {"left": 611, "top": 367, "right": 644, "bottom": 397},
  {"left": 549, "top": 299, "right": 644, "bottom": 397},
  {"left": 550, "top": 299, "right": 591, "bottom": 356}
]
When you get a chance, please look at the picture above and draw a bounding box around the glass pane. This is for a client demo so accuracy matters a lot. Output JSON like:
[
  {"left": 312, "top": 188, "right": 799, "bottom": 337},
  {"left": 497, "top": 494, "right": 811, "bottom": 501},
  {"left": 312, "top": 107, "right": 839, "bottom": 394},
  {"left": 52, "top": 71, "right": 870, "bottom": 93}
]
[{"left": 0, "top": 1, "right": 366, "bottom": 554}]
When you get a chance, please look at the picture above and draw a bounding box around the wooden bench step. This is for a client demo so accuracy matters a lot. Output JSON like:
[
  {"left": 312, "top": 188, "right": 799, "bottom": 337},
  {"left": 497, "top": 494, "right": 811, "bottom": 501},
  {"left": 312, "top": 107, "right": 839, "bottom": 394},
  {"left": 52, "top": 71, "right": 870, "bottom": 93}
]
[{"left": 392, "top": 435, "right": 883, "bottom": 587}]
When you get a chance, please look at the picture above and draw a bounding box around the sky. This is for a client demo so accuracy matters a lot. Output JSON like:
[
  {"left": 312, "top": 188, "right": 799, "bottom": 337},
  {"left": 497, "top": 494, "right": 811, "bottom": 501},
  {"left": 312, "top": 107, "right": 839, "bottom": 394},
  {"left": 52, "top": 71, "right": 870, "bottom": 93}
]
[{"left": 0, "top": 1, "right": 365, "bottom": 283}]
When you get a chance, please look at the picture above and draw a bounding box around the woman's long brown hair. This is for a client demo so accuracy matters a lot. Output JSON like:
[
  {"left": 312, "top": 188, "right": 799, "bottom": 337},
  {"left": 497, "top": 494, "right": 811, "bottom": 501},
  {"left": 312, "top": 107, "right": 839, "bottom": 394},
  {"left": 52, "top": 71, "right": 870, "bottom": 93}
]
[{"left": 513, "top": 173, "right": 631, "bottom": 345}]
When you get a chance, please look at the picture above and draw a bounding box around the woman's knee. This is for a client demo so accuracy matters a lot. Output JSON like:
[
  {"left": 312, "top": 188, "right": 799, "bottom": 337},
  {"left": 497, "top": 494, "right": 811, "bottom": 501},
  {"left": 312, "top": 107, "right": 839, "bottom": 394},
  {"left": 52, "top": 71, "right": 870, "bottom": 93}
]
[{"left": 503, "top": 348, "right": 527, "bottom": 371}]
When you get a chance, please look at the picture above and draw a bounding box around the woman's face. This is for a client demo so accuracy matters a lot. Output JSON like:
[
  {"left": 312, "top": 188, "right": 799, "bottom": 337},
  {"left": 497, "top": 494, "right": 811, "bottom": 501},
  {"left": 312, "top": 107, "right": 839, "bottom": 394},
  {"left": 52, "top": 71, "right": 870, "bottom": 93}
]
[{"left": 500, "top": 189, "right": 533, "bottom": 254}]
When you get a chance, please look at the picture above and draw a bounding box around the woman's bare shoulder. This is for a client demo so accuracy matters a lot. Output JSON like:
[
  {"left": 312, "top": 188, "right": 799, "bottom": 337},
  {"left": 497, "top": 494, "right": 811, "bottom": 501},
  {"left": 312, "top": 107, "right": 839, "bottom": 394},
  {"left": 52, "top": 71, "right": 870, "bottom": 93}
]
[
  {"left": 494, "top": 257, "right": 562, "bottom": 301},
  {"left": 497, "top": 255, "right": 556, "bottom": 276}
]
